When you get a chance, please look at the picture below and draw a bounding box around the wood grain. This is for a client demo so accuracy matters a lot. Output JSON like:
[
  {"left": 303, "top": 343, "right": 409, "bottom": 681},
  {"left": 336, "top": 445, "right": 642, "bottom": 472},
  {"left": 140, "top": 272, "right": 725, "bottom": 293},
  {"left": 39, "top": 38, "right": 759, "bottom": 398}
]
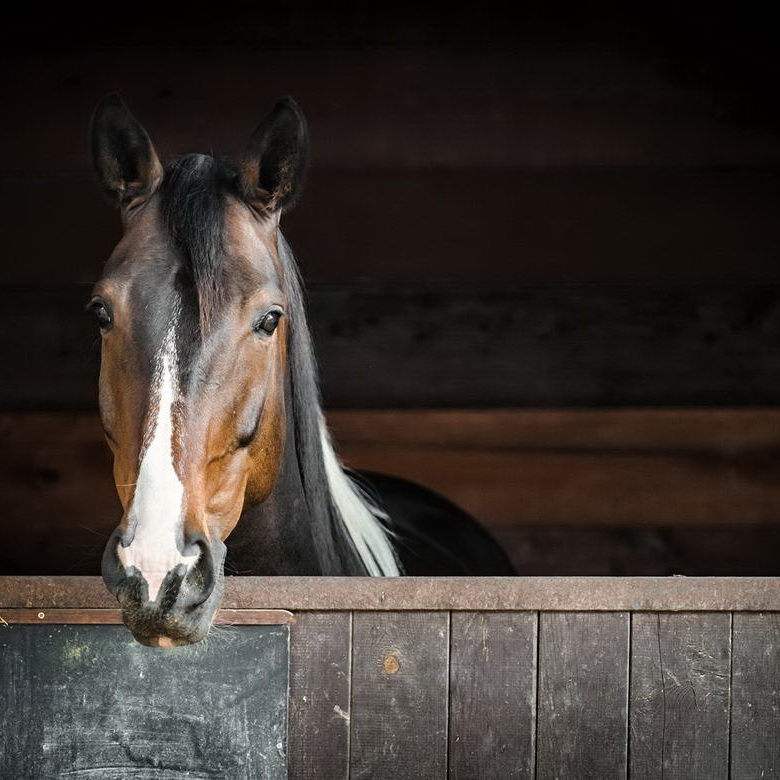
[
  {"left": 350, "top": 611, "right": 450, "bottom": 779},
  {"left": 449, "top": 611, "right": 537, "bottom": 778},
  {"left": 3, "top": 409, "right": 780, "bottom": 551},
  {"left": 289, "top": 612, "right": 352, "bottom": 780},
  {"left": 3, "top": 576, "right": 780, "bottom": 612},
  {"left": 536, "top": 612, "right": 630, "bottom": 779},
  {"left": 0, "top": 607, "right": 293, "bottom": 625},
  {"left": 629, "top": 613, "right": 731, "bottom": 779},
  {"left": 730, "top": 612, "right": 780, "bottom": 777}
]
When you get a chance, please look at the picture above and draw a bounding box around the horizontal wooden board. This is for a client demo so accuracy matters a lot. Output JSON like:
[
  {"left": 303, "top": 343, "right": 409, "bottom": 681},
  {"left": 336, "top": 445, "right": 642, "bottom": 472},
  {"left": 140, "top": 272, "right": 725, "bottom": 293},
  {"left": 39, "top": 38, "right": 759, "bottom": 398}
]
[
  {"left": 3, "top": 47, "right": 779, "bottom": 174},
  {"left": 0, "top": 413, "right": 772, "bottom": 574},
  {"left": 3, "top": 171, "right": 780, "bottom": 288},
  {"left": 0, "top": 608, "right": 294, "bottom": 624},
  {"left": 2, "top": 409, "right": 780, "bottom": 575},
  {"left": 3, "top": 576, "right": 780, "bottom": 612},
  {"left": 4, "top": 284, "right": 780, "bottom": 410}
]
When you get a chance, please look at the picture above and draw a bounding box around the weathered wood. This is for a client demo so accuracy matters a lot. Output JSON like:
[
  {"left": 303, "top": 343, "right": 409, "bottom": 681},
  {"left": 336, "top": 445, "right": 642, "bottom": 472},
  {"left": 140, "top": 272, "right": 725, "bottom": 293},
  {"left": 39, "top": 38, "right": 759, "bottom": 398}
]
[
  {"left": 350, "top": 611, "right": 449, "bottom": 779},
  {"left": 730, "top": 612, "right": 780, "bottom": 777},
  {"left": 0, "top": 607, "right": 294, "bottom": 624},
  {"left": 536, "top": 612, "right": 629, "bottom": 779},
  {"left": 289, "top": 611, "right": 352, "bottom": 780},
  {"left": 449, "top": 611, "right": 537, "bottom": 778},
  {"left": 3, "top": 409, "right": 780, "bottom": 579},
  {"left": 629, "top": 612, "right": 731, "bottom": 779},
  {"left": 0, "top": 623, "right": 289, "bottom": 778},
  {"left": 3, "top": 576, "right": 780, "bottom": 612}
]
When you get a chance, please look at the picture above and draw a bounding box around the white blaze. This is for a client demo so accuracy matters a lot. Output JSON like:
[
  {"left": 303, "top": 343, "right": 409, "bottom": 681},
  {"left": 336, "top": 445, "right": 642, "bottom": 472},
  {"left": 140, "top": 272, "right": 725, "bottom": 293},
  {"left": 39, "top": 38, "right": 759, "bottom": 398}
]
[{"left": 118, "top": 318, "right": 198, "bottom": 602}]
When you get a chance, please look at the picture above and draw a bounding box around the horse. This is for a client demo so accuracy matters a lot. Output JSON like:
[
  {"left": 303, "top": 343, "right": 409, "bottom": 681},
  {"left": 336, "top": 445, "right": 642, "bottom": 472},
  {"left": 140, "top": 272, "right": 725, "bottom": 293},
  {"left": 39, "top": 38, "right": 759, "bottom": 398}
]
[{"left": 89, "top": 94, "right": 514, "bottom": 646}]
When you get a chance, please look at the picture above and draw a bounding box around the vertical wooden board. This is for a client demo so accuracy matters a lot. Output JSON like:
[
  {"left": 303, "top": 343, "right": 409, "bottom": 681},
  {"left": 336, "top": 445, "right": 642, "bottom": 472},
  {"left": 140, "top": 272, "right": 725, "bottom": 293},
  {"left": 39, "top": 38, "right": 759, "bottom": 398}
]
[
  {"left": 288, "top": 611, "right": 351, "bottom": 780},
  {"left": 629, "top": 612, "right": 731, "bottom": 779},
  {"left": 537, "top": 612, "right": 629, "bottom": 780},
  {"left": 0, "top": 624, "right": 288, "bottom": 779},
  {"left": 449, "top": 611, "right": 537, "bottom": 779},
  {"left": 731, "top": 612, "right": 780, "bottom": 777},
  {"left": 351, "top": 611, "right": 449, "bottom": 780}
]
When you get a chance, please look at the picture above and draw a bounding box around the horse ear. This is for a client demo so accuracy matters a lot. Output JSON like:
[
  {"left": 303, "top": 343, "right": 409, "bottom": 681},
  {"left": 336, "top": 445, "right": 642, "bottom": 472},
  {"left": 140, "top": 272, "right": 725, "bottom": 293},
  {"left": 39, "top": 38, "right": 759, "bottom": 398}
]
[
  {"left": 240, "top": 96, "right": 309, "bottom": 214},
  {"left": 89, "top": 93, "right": 163, "bottom": 210}
]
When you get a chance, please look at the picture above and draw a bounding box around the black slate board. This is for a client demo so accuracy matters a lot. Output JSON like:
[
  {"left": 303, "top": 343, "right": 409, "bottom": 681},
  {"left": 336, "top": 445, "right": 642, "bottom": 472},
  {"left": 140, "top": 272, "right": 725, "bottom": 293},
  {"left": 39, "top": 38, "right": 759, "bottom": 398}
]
[{"left": 0, "top": 624, "right": 289, "bottom": 779}]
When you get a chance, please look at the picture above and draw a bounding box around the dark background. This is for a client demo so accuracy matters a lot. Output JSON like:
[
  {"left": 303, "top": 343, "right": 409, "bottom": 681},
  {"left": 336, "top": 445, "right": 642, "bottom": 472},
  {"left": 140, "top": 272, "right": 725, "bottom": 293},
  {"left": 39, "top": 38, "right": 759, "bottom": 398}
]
[{"left": 1, "top": 3, "right": 779, "bottom": 574}]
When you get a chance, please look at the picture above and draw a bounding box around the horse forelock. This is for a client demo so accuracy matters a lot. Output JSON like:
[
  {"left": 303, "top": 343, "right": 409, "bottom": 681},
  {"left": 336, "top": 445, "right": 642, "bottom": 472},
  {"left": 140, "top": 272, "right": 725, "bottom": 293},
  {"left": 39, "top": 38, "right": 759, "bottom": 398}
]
[{"left": 159, "top": 154, "right": 237, "bottom": 335}]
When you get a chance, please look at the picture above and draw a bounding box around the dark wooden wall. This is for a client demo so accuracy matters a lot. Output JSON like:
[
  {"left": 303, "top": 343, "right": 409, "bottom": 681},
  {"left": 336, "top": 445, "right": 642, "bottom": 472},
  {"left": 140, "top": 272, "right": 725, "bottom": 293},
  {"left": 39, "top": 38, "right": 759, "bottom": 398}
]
[
  {"left": 2, "top": 5, "right": 780, "bottom": 575},
  {"left": 2, "top": 5, "right": 779, "bottom": 288},
  {"left": 3, "top": 576, "right": 779, "bottom": 778}
]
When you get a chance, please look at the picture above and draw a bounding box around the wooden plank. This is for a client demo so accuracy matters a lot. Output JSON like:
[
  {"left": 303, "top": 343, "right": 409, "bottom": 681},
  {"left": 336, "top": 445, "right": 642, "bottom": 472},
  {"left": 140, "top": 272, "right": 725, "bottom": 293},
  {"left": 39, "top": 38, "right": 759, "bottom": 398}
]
[
  {"left": 0, "top": 608, "right": 293, "bottom": 625},
  {"left": 536, "top": 612, "right": 629, "bottom": 779},
  {"left": 3, "top": 576, "right": 780, "bottom": 612},
  {"left": 629, "top": 613, "right": 731, "bottom": 779},
  {"left": 2, "top": 44, "right": 779, "bottom": 173},
  {"left": 730, "top": 613, "right": 780, "bottom": 777},
  {"left": 449, "top": 611, "right": 537, "bottom": 778},
  {"left": 4, "top": 283, "right": 780, "bottom": 410},
  {"left": 289, "top": 612, "right": 352, "bottom": 780},
  {"left": 350, "top": 611, "right": 449, "bottom": 779},
  {"left": 3, "top": 167, "right": 780, "bottom": 298},
  {"left": 3, "top": 409, "right": 780, "bottom": 576},
  {"left": 327, "top": 408, "right": 780, "bottom": 452}
]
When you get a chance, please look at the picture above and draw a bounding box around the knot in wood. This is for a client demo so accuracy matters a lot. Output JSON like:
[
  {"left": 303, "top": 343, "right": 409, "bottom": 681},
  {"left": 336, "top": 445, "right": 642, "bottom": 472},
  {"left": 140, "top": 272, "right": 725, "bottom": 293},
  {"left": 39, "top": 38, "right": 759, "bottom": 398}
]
[{"left": 382, "top": 652, "right": 400, "bottom": 675}]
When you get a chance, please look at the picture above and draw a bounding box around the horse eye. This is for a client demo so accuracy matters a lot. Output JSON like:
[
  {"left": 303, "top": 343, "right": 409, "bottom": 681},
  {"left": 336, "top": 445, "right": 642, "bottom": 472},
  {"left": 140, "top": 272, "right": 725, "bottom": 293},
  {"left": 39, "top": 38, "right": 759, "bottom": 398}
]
[
  {"left": 253, "top": 310, "right": 282, "bottom": 336},
  {"left": 87, "top": 299, "right": 113, "bottom": 330}
]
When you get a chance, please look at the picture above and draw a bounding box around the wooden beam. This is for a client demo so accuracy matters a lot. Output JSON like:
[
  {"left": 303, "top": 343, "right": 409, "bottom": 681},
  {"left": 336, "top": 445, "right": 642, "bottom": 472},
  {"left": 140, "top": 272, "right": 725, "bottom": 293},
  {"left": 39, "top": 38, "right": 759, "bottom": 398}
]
[
  {"left": 0, "top": 608, "right": 294, "bottom": 625},
  {"left": 3, "top": 171, "right": 780, "bottom": 288},
  {"left": 2, "top": 575, "right": 779, "bottom": 611},
  {"left": 2, "top": 410, "right": 779, "bottom": 540},
  {"left": 3, "top": 284, "right": 780, "bottom": 409},
  {"left": 3, "top": 47, "right": 780, "bottom": 173}
]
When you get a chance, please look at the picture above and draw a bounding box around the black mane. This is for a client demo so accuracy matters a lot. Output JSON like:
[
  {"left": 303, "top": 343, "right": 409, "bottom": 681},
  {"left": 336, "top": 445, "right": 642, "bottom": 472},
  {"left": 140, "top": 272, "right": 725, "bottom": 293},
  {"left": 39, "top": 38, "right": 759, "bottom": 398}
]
[{"left": 159, "top": 154, "right": 368, "bottom": 575}]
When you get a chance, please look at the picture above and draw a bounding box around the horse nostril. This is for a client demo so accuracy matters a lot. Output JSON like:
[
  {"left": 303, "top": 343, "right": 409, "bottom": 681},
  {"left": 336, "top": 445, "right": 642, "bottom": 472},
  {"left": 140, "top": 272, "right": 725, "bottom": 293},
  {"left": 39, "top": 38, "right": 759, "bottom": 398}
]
[
  {"left": 101, "top": 528, "right": 127, "bottom": 596},
  {"left": 180, "top": 538, "right": 215, "bottom": 608},
  {"left": 180, "top": 536, "right": 226, "bottom": 610}
]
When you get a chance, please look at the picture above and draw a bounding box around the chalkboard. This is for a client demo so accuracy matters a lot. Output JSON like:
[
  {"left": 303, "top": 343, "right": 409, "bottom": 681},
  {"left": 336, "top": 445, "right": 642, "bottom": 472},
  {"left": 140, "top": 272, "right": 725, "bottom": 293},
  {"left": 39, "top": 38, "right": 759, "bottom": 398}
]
[{"left": 0, "top": 624, "right": 289, "bottom": 779}]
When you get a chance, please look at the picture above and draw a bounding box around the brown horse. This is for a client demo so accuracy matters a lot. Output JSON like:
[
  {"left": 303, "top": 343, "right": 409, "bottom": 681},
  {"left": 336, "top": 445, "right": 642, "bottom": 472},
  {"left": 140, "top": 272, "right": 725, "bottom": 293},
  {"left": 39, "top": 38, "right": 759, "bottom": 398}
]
[{"left": 89, "top": 95, "right": 513, "bottom": 646}]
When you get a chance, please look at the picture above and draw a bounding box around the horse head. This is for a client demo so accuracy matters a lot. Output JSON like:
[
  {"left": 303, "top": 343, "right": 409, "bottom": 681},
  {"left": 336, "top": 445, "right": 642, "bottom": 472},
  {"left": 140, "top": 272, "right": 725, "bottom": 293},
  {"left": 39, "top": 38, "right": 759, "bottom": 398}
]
[{"left": 90, "top": 95, "right": 319, "bottom": 645}]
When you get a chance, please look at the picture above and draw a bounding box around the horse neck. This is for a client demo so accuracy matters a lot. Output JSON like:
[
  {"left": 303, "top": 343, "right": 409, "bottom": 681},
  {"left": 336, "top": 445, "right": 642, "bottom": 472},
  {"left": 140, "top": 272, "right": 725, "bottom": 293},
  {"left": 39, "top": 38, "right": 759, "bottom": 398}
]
[
  {"left": 225, "top": 376, "right": 361, "bottom": 576},
  {"left": 222, "top": 382, "right": 317, "bottom": 574}
]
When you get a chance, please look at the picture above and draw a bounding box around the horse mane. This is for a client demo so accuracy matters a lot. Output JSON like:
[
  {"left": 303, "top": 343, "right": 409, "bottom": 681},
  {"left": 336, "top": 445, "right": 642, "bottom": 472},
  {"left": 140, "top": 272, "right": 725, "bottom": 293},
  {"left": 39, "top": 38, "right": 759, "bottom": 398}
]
[
  {"left": 159, "top": 154, "right": 400, "bottom": 576},
  {"left": 277, "top": 233, "right": 400, "bottom": 576}
]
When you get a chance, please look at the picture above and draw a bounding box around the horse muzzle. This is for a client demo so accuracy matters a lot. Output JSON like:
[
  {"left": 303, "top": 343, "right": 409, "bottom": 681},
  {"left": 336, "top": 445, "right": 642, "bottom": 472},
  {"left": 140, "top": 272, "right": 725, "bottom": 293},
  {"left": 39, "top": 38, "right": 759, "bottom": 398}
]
[{"left": 102, "top": 529, "right": 226, "bottom": 646}]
